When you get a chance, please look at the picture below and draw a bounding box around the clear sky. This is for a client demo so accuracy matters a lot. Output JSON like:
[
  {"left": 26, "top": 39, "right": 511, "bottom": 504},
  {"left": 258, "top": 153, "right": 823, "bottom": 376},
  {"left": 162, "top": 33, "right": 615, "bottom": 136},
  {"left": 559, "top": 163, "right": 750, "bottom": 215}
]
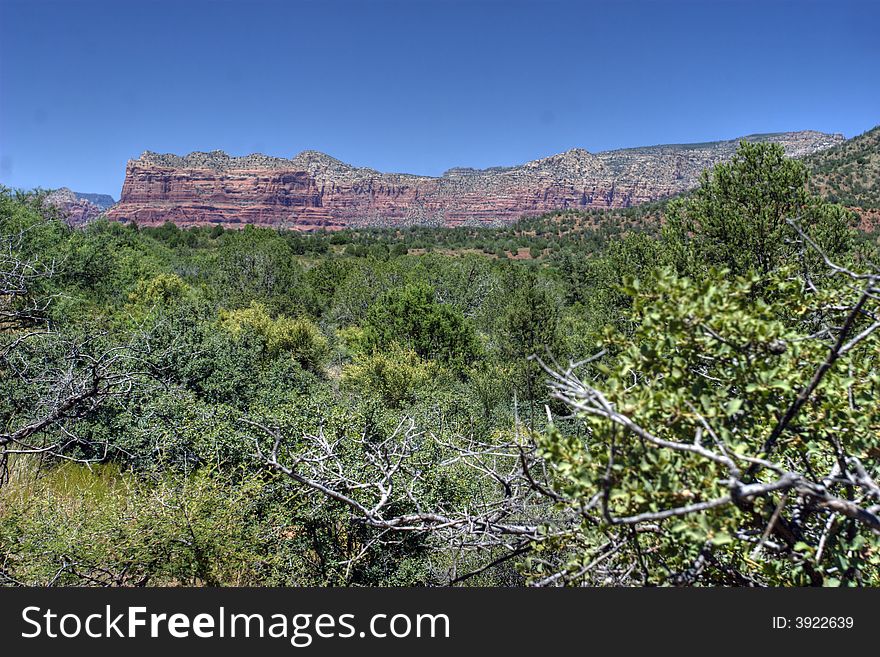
[{"left": 1, "top": 0, "right": 878, "bottom": 197}]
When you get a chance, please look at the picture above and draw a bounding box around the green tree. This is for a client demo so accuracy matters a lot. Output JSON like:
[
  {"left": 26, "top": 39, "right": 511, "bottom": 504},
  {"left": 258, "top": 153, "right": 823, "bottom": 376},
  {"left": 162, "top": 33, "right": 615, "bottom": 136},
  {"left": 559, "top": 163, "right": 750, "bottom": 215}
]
[
  {"left": 213, "top": 228, "right": 305, "bottom": 313},
  {"left": 361, "top": 284, "right": 481, "bottom": 370},
  {"left": 663, "top": 141, "right": 855, "bottom": 278},
  {"left": 501, "top": 270, "right": 563, "bottom": 425},
  {"left": 538, "top": 266, "right": 880, "bottom": 586}
]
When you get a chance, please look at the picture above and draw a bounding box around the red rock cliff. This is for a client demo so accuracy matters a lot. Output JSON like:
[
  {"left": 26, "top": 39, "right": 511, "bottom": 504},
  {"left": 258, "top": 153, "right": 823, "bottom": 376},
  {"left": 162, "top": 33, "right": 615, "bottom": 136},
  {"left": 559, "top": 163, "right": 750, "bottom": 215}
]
[{"left": 106, "top": 131, "right": 844, "bottom": 231}]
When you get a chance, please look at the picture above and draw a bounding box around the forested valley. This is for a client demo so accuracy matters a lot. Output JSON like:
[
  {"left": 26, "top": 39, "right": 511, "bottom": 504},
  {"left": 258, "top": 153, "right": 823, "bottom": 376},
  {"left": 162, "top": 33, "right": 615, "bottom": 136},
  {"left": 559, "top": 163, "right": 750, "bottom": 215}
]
[{"left": 2, "top": 142, "right": 879, "bottom": 587}]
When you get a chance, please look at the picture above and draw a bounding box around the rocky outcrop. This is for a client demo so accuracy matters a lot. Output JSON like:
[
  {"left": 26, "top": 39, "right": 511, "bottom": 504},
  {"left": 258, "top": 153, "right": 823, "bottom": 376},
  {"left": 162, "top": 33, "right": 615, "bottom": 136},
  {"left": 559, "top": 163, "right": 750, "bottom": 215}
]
[
  {"left": 107, "top": 131, "right": 844, "bottom": 230},
  {"left": 44, "top": 188, "right": 115, "bottom": 226}
]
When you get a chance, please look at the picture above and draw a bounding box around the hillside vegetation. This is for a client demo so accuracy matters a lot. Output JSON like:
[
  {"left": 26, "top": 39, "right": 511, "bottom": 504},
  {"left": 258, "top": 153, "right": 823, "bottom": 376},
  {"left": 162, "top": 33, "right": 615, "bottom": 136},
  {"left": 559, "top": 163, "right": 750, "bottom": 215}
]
[
  {"left": 1, "top": 142, "right": 879, "bottom": 587},
  {"left": 809, "top": 125, "right": 880, "bottom": 209}
]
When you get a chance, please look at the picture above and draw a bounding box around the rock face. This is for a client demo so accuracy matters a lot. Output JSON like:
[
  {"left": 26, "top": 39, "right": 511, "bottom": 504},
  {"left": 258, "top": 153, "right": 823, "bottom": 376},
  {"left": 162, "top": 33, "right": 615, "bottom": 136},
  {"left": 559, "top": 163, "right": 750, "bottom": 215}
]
[
  {"left": 107, "top": 131, "right": 844, "bottom": 230},
  {"left": 44, "top": 188, "right": 116, "bottom": 226}
]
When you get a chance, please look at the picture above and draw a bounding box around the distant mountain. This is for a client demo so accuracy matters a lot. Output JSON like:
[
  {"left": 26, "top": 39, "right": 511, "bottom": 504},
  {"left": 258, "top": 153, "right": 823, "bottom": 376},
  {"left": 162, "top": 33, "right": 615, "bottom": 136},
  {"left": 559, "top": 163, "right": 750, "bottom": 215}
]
[
  {"left": 44, "top": 188, "right": 116, "bottom": 226},
  {"left": 72, "top": 191, "right": 116, "bottom": 210},
  {"left": 808, "top": 125, "right": 880, "bottom": 210},
  {"left": 106, "top": 131, "right": 844, "bottom": 231}
]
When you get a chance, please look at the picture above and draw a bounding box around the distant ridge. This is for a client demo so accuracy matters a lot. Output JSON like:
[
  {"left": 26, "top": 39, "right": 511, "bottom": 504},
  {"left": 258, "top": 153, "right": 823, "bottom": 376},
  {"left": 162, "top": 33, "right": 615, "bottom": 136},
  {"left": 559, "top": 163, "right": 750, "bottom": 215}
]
[
  {"left": 136, "top": 130, "right": 842, "bottom": 177},
  {"left": 44, "top": 187, "right": 116, "bottom": 226},
  {"left": 71, "top": 191, "right": 116, "bottom": 210},
  {"left": 107, "top": 130, "right": 844, "bottom": 231}
]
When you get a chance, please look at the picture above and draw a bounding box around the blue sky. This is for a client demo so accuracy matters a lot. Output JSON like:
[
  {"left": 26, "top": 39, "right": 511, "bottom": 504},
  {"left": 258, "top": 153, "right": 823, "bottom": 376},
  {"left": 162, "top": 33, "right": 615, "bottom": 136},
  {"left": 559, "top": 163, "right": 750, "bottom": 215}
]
[{"left": 1, "top": 0, "right": 878, "bottom": 197}]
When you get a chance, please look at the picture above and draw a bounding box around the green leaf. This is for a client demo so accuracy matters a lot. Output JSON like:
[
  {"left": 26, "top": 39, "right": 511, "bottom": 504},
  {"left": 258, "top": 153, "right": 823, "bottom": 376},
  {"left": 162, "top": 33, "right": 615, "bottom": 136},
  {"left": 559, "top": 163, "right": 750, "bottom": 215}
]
[{"left": 725, "top": 399, "right": 743, "bottom": 416}]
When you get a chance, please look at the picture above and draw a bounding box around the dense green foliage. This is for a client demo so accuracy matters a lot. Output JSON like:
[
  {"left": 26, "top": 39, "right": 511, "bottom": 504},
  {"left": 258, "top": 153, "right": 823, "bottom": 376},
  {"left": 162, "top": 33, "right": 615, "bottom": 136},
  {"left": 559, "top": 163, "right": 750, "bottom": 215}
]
[
  {"left": 1, "top": 142, "right": 878, "bottom": 587},
  {"left": 664, "top": 142, "right": 854, "bottom": 276}
]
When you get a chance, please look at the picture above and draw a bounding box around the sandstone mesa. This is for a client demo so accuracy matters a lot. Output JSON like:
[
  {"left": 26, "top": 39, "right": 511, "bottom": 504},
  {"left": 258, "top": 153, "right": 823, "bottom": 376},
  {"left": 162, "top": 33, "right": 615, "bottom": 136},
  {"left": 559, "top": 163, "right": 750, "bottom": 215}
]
[{"left": 100, "top": 131, "right": 844, "bottom": 231}]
